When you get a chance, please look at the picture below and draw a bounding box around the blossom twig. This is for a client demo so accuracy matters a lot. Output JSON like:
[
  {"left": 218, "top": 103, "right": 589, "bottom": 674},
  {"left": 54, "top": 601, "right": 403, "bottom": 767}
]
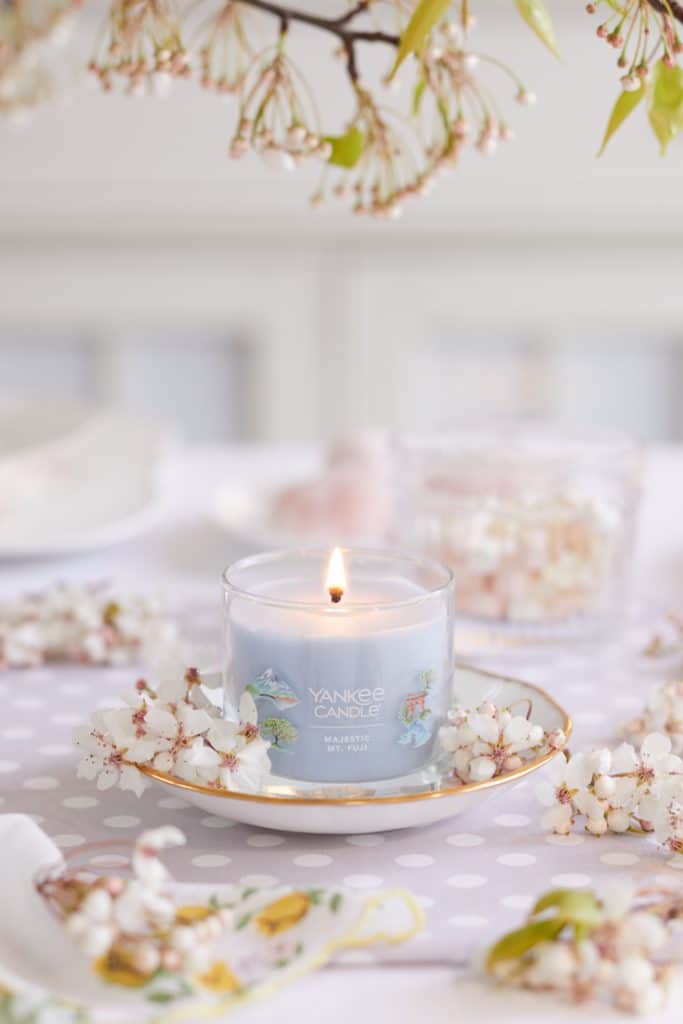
[
  {"left": 439, "top": 699, "right": 566, "bottom": 784},
  {"left": 75, "top": 663, "right": 271, "bottom": 797},
  {"left": 486, "top": 883, "right": 683, "bottom": 1014}
]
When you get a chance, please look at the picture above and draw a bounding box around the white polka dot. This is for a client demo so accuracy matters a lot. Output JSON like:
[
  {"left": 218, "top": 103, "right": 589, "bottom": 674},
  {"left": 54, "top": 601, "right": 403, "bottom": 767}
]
[
  {"left": 1, "top": 727, "right": 34, "bottom": 740},
  {"left": 343, "top": 874, "right": 383, "bottom": 889},
  {"left": 447, "top": 874, "right": 487, "bottom": 888},
  {"left": 199, "top": 816, "right": 236, "bottom": 829},
  {"left": 13, "top": 697, "right": 44, "bottom": 710},
  {"left": 447, "top": 914, "right": 489, "bottom": 928},
  {"left": 240, "top": 873, "right": 278, "bottom": 887},
  {"left": 600, "top": 851, "right": 640, "bottom": 867},
  {"left": 497, "top": 853, "right": 537, "bottom": 867},
  {"left": 293, "top": 854, "right": 332, "bottom": 868},
  {"left": 38, "top": 745, "right": 73, "bottom": 758},
  {"left": 23, "top": 776, "right": 59, "bottom": 790},
  {"left": 494, "top": 814, "right": 531, "bottom": 828},
  {"left": 103, "top": 815, "right": 141, "bottom": 829},
  {"left": 157, "top": 797, "right": 189, "bottom": 810},
  {"left": 394, "top": 854, "right": 434, "bottom": 868},
  {"left": 53, "top": 834, "right": 86, "bottom": 849},
  {"left": 500, "top": 893, "right": 534, "bottom": 911},
  {"left": 345, "top": 834, "right": 385, "bottom": 847},
  {"left": 551, "top": 873, "right": 592, "bottom": 888},
  {"left": 247, "top": 833, "right": 285, "bottom": 848},
  {"left": 193, "top": 854, "right": 232, "bottom": 868},
  {"left": 613, "top": 695, "right": 642, "bottom": 710},
  {"left": 445, "top": 833, "right": 484, "bottom": 848},
  {"left": 0, "top": 761, "right": 19, "bottom": 774},
  {"left": 58, "top": 683, "right": 88, "bottom": 696},
  {"left": 51, "top": 712, "right": 83, "bottom": 726},
  {"left": 574, "top": 710, "right": 607, "bottom": 726},
  {"left": 62, "top": 796, "right": 99, "bottom": 809},
  {"left": 566, "top": 683, "right": 592, "bottom": 695},
  {"left": 90, "top": 854, "right": 129, "bottom": 867},
  {"left": 545, "top": 833, "right": 585, "bottom": 847}
]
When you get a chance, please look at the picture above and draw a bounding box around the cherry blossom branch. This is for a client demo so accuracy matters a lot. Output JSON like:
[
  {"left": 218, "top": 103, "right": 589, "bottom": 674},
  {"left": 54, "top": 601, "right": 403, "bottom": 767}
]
[
  {"left": 230, "top": 0, "right": 399, "bottom": 80},
  {"left": 648, "top": 0, "right": 683, "bottom": 26}
]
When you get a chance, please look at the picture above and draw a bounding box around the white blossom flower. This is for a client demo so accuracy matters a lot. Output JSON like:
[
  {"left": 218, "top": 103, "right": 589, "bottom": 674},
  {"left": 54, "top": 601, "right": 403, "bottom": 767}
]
[
  {"left": 439, "top": 700, "right": 560, "bottom": 785},
  {"left": 0, "top": 583, "right": 176, "bottom": 669},
  {"left": 74, "top": 714, "right": 149, "bottom": 796},
  {"left": 39, "top": 826, "right": 230, "bottom": 984},
  {"left": 537, "top": 732, "right": 683, "bottom": 855},
  {"left": 75, "top": 666, "right": 271, "bottom": 797},
  {"left": 620, "top": 681, "right": 683, "bottom": 756},
  {"left": 486, "top": 882, "right": 681, "bottom": 1015}
]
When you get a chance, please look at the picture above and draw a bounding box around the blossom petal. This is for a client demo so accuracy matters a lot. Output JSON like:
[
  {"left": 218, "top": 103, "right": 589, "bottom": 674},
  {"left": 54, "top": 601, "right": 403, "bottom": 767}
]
[
  {"left": 468, "top": 713, "right": 499, "bottom": 744},
  {"left": 610, "top": 743, "right": 639, "bottom": 775},
  {"left": 239, "top": 691, "right": 258, "bottom": 727},
  {"left": 502, "top": 716, "right": 532, "bottom": 746},
  {"left": 641, "top": 732, "right": 672, "bottom": 759},
  {"left": 119, "top": 764, "right": 149, "bottom": 797}
]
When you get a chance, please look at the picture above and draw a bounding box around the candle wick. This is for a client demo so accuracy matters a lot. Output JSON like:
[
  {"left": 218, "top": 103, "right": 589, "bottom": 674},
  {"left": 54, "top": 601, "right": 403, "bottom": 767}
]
[{"left": 329, "top": 588, "right": 343, "bottom": 604}]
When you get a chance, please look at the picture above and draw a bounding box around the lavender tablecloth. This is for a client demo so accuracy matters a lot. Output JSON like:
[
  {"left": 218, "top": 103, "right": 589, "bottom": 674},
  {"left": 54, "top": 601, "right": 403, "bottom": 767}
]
[
  {"left": 1, "top": 444, "right": 682, "bottom": 971},
  {"left": 2, "top": 603, "right": 680, "bottom": 966}
]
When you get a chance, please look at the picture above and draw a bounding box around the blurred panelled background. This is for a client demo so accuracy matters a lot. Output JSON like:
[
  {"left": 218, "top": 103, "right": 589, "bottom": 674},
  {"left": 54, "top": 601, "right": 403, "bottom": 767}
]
[{"left": 1, "top": 0, "right": 682, "bottom": 444}]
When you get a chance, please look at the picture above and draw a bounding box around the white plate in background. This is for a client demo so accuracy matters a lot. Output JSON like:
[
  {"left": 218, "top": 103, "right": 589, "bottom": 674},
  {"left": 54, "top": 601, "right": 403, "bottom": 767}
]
[
  {"left": 0, "top": 399, "right": 171, "bottom": 558},
  {"left": 211, "top": 479, "right": 386, "bottom": 551}
]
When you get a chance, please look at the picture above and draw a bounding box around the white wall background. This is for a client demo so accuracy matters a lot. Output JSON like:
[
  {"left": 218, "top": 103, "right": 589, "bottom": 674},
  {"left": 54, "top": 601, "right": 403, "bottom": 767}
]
[{"left": 1, "top": 0, "right": 682, "bottom": 443}]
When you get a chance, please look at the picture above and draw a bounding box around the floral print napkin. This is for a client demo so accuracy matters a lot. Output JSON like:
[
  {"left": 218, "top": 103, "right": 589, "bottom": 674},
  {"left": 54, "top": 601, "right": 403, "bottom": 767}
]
[{"left": 0, "top": 815, "right": 422, "bottom": 1024}]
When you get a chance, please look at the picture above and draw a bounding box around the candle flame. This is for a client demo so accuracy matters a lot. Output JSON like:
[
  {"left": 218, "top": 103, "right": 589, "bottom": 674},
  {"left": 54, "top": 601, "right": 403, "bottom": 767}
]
[{"left": 326, "top": 547, "right": 346, "bottom": 604}]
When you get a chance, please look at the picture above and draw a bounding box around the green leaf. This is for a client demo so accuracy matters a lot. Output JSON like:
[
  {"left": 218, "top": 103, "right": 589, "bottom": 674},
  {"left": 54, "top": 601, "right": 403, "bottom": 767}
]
[
  {"left": 531, "top": 889, "right": 602, "bottom": 929},
  {"left": 486, "top": 918, "right": 565, "bottom": 970},
  {"left": 388, "top": 0, "right": 451, "bottom": 80},
  {"left": 329, "top": 892, "right": 343, "bottom": 913},
  {"left": 514, "top": 0, "right": 560, "bottom": 58},
  {"left": 598, "top": 84, "right": 645, "bottom": 155},
  {"left": 325, "top": 126, "right": 366, "bottom": 168},
  {"left": 648, "top": 60, "right": 683, "bottom": 155},
  {"left": 236, "top": 912, "right": 252, "bottom": 930},
  {"left": 146, "top": 992, "right": 180, "bottom": 1004},
  {"left": 413, "top": 77, "right": 427, "bottom": 116}
]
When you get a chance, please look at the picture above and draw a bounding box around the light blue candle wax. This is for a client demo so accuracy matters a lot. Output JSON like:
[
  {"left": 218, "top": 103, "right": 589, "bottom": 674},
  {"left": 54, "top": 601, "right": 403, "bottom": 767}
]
[{"left": 227, "top": 576, "right": 453, "bottom": 783}]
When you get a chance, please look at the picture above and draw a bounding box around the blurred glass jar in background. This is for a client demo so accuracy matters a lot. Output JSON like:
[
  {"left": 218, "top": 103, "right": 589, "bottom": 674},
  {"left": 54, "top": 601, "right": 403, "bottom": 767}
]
[{"left": 394, "top": 427, "right": 643, "bottom": 643}]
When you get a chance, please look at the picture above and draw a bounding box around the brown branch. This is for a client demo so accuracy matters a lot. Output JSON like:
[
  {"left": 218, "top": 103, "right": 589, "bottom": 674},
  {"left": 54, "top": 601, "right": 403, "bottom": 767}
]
[
  {"left": 234, "top": 0, "right": 399, "bottom": 80},
  {"left": 647, "top": 0, "right": 683, "bottom": 25}
]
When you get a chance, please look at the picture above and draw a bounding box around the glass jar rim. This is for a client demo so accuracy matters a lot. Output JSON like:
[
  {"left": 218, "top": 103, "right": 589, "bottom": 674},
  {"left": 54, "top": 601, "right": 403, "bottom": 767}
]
[
  {"left": 395, "top": 422, "right": 642, "bottom": 466},
  {"left": 221, "top": 547, "right": 454, "bottom": 612}
]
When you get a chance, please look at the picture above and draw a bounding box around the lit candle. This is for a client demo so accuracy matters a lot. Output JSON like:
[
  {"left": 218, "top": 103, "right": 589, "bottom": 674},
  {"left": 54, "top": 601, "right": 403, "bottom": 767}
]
[{"left": 222, "top": 549, "right": 455, "bottom": 784}]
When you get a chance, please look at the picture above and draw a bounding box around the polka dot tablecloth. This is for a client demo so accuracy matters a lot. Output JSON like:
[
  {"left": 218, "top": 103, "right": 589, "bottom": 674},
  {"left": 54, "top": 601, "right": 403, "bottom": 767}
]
[{"left": 2, "top": 614, "right": 680, "bottom": 967}]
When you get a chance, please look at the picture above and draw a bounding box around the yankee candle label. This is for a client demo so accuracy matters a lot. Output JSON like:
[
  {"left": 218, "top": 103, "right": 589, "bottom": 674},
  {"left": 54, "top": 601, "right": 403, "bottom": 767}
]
[{"left": 307, "top": 686, "right": 385, "bottom": 720}]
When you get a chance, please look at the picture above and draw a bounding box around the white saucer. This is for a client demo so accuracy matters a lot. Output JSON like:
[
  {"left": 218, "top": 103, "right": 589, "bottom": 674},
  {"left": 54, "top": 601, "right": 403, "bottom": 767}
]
[{"left": 141, "top": 665, "right": 571, "bottom": 834}]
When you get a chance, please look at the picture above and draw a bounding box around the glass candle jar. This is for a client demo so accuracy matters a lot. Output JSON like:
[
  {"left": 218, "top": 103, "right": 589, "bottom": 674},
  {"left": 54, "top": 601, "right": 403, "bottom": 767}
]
[
  {"left": 222, "top": 549, "right": 455, "bottom": 784},
  {"left": 395, "top": 427, "right": 642, "bottom": 641}
]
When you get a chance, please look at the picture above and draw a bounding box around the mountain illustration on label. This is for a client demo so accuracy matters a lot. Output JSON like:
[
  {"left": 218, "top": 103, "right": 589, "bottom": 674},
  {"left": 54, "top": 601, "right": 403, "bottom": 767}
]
[{"left": 245, "top": 668, "right": 301, "bottom": 710}]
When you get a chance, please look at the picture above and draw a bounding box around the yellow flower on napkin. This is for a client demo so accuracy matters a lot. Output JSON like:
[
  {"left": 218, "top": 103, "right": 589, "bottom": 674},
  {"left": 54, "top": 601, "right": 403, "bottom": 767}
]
[
  {"left": 175, "top": 904, "right": 215, "bottom": 925},
  {"left": 254, "top": 892, "right": 311, "bottom": 936},
  {"left": 93, "top": 949, "right": 151, "bottom": 988},
  {"left": 196, "top": 961, "right": 242, "bottom": 994}
]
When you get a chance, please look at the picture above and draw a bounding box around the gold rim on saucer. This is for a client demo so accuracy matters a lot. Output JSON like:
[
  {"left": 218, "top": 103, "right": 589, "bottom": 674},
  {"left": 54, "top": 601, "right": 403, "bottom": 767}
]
[{"left": 138, "top": 665, "right": 572, "bottom": 808}]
